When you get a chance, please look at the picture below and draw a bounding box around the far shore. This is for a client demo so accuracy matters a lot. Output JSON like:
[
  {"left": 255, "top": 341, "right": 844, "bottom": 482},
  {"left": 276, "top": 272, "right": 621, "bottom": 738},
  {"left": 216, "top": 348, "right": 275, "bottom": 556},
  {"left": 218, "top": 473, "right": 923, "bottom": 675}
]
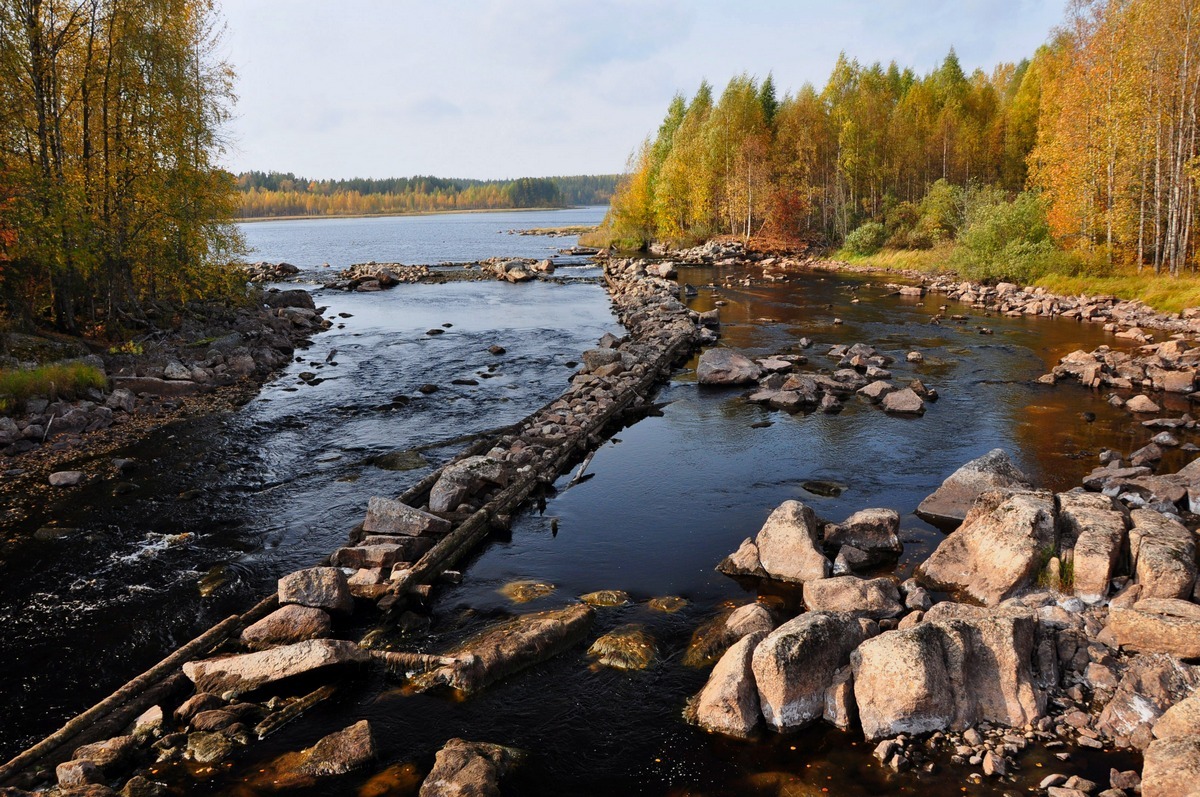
[{"left": 234, "top": 205, "right": 600, "bottom": 224}]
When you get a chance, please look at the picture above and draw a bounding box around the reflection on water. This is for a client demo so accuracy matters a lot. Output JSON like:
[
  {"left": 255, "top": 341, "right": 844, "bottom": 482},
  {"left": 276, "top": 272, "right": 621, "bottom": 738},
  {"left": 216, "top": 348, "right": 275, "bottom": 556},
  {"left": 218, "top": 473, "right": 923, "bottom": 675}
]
[{"left": 0, "top": 247, "right": 1167, "bottom": 795}]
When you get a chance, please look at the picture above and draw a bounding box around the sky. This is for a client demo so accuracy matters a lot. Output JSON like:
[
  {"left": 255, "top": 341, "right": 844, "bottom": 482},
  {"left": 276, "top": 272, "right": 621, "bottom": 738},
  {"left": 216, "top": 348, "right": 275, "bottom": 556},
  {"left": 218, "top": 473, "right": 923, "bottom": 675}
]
[{"left": 219, "top": 0, "right": 1067, "bottom": 181}]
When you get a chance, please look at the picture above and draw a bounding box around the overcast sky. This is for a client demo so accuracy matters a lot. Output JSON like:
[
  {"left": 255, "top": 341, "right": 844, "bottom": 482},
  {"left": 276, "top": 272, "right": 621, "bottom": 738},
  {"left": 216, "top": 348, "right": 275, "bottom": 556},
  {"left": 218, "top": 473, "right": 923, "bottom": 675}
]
[{"left": 219, "top": 0, "right": 1066, "bottom": 180}]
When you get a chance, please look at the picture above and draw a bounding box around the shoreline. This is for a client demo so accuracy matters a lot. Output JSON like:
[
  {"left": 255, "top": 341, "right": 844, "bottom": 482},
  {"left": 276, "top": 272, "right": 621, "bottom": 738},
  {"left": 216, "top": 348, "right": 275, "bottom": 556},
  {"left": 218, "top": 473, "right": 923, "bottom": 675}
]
[{"left": 234, "top": 205, "right": 592, "bottom": 224}]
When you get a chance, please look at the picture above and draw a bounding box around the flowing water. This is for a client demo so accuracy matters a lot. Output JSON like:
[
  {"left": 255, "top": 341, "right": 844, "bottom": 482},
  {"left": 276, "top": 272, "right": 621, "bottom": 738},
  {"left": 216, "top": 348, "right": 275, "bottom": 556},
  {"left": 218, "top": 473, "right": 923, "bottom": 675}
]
[{"left": 0, "top": 208, "right": 1164, "bottom": 794}]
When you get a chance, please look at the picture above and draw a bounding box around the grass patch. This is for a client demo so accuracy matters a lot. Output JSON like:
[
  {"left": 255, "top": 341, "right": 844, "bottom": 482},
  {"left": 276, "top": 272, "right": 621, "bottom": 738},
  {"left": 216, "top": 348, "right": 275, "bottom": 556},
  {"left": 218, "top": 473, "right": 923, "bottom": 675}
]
[
  {"left": 0, "top": 362, "right": 108, "bottom": 413},
  {"left": 1034, "top": 271, "right": 1200, "bottom": 315},
  {"left": 834, "top": 244, "right": 957, "bottom": 275}
]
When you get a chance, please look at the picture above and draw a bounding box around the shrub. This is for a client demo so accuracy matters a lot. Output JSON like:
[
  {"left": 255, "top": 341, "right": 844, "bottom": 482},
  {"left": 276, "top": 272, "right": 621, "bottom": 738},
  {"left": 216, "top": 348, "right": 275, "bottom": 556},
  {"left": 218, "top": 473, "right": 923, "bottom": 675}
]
[
  {"left": 843, "top": 222, "right": 887, "bottom": 256},
  {"left": 916, "top": 179, "right": 965, "bottom": 242},
  {"left": 0, "top": 362, "right": 107, "bottom": 413},
  {"left": 952, "top": 190, "right": 1068, "bottom": 283}
]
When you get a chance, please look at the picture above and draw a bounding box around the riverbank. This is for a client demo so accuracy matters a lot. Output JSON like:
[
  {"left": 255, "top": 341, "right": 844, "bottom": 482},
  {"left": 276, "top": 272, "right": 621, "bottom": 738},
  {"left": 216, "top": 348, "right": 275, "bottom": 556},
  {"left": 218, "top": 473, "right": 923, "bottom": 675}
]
[
  {"left": 235, "top": 205, "right": 575, "bottom": 224},
  {"left": 0, "top": 287, "right": 329, "bottom": 526}
]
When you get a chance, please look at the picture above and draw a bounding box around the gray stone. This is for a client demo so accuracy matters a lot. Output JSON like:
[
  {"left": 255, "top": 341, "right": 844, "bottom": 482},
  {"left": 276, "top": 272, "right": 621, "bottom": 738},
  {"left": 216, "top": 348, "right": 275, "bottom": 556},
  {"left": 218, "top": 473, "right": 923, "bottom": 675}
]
[
  {"left": 917, "top": 449, "right": 1032, "bottom": 526},
  {"left": 697, "top": 348, "right": 764, "bottom": 386},
  {"left": 278, "top": 567, "right": 354, "bottom": 613},
  {"left": 182, "top": 639, "right": 368, "bottom": 696},
  {"left": 362, "top": 496, "right": 452, "bottom": 536}
]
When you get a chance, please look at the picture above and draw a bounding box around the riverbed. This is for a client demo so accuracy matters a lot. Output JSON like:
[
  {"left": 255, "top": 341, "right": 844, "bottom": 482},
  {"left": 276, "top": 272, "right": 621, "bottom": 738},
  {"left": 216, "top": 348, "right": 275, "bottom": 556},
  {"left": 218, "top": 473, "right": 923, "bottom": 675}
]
[{"left": 0, "top": 209, "right": 1164, "bottom": 794}]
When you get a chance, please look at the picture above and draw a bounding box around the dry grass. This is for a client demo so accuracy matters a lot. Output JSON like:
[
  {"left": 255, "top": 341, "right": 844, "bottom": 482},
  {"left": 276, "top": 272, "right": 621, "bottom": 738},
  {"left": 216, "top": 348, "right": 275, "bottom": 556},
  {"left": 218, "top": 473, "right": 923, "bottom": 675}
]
[
  {"left": 833, "top": 245, "right": 956, "bottom": 274},
  {"left": 1034, "top": 271, "right": 1200, "bottom": 315},
  {"left": 0, "top": 362, "right": 107, "bottom": 412}
]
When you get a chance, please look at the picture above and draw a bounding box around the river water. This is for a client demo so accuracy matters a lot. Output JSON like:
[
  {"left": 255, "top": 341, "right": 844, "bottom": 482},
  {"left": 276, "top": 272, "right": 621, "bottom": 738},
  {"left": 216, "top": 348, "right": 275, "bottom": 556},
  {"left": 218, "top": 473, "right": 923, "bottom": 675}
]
[{"left": 0, "top": 207, "right": 1163, "bottom": 794}]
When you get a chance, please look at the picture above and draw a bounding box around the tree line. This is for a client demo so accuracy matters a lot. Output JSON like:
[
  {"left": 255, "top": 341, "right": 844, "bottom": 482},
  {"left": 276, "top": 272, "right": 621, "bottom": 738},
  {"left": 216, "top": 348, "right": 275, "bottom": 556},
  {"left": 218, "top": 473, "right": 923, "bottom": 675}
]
[
  {"left": 0, "top": 0, "right": 241, "bottom": 333},
  {"left": 603, "top": 0, "right": 1200, "bottom": 279},
  {"left": 235, "top": 172, "right": 619, "bottom": 219}
]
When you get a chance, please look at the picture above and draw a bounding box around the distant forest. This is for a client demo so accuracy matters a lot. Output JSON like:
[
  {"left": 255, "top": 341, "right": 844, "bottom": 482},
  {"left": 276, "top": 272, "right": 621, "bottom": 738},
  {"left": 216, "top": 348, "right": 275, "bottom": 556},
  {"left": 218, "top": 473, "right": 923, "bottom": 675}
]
[{"left": 236, "top": 173, "right": 619, "bottom": 218}]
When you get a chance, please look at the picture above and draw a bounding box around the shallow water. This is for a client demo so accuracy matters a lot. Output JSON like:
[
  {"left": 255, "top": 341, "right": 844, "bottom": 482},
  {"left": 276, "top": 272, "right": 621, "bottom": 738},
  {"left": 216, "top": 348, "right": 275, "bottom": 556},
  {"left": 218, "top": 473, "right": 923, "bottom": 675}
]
[{"left": 0, "top": 218, "right": 1170, "bottom": 793}]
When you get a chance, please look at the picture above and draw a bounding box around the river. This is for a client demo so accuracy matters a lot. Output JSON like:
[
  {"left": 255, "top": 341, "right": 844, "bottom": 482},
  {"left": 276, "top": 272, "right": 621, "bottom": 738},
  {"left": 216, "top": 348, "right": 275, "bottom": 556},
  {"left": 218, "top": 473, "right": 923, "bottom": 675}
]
[{"left": 0, "top": 207, "right": 1158, "bottom": 794}]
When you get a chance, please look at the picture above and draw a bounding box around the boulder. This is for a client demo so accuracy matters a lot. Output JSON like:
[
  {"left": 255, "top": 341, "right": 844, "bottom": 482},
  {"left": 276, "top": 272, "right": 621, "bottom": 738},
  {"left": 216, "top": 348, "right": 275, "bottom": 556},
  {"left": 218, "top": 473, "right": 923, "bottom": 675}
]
[
  {"left": 716, "top": 537, "right": 766, "bottom": 579},
  {"left": 697, "top": 348, "right": 763, "bottom": 386},
  {"left": 1154, "top": 692, "right": 1200, "bottom": 740},
  {"left": 690, "top": 630, "right": 768, "bottom": 738},
  {"left": 428, "top": 455, "right": 510, "bottom": 513},
  {"left": 1096, "top": 653, "right": 1200, "bottom": 740},
  {"left": 802, "top": 576, "right": 903, "bottom": 619},
  {"left": 278, "top": 567, "right": 354, "bottom": 613},
  {"left": 362, "top": 497, "right": 452, "bottom": 536},
  {"left": 857, "top": 380, "right": 896, "bottom": 403},
  {"left": 426, "top": 604, "right": 594, "bottom": 694},
  {"left": 823, "top": 666, "right": 857, "bottom": 731},
  {"left": 852, "top": 610, "right": 1044, "bottom": 739},
  {"left": 1129, "top": 510, "right": 1197, "bottom": 600},
  {"left": 1142, "top": 738, "right": 1200, "bottom": 797},
  {"left": 1056, "top": 492, "right": 1128, "bottom": 604},
  {"left": 418, "top": 738, "right": 524, "bottom": 797},
  {"left": 330, "top": 544, "right": 408, "bottom": 570},
  {"left": 56, "top": 760, "right": 103, "bottom": 789},
  {"left": 823, "top": 508, "right": 902, "bottom": 560},
  {"left": 1105, "top": 599, "right": 1200, "bottom": 658},
  {"left": 682, "top": 603, "right": 775, "bottom": 667},
  {"left": 881, "top": 387, "right": 925, "bottom": 415},
  {"left": 181, "top": 639, "right": 367, "bottom": 696},
  {"left": 72, "top": 735, "right": 136, "bottom": 770},
  {"left": 1127, "top": 394, "right": 1163, "bottom": 414},
  {"left": 754, "top": 500, "right": 831, "bottom": 584},
  {"left": 751, "top": 612, "right": 875, "bottom": 731},
  {"left": 240, "top": 604, "right": 332, "bottom": 650},
  {"left": 918, "top": 490, "right": 1056, "bottom": 606},
  {"left": 917, "top": 449, "right": 1032, "bottom": 526}
]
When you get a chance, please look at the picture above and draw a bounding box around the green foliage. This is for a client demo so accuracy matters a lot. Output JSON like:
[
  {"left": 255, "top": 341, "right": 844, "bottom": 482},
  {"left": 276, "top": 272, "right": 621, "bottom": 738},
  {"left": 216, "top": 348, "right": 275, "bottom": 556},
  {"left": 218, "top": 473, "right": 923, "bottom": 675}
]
[
  {"left": 843, "top": 222, "right": 887, "bottom": 255},
  {"left": 505, "top": 178, "right": 562, "bottom": 208},
  {"left": 916, "top": 180, "right": 965, "bottom": 242},
  {"left": 0, "top": 362, "right": 107, "bottom": 412},
  {"left": 951, "top": 189, "right": 1069, "bottom": 283}
]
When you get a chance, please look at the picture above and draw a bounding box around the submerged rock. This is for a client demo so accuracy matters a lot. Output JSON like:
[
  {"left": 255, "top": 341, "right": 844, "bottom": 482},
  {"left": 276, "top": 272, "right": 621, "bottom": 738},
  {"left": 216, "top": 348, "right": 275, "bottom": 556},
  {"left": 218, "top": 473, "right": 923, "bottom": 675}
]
[
  {"left": 916, "top": 449, "right": 1032, "bottom": 526},
  {"left": 253, "top": 720, "right": 376, "bottom": 790},
  {"left": 587, "top": 624, "right": 656, "bottom": 670},
  {"left": 498, "top": 580, "right": 556, "bottom": 603},
  {"left": 418, "top": 738, "right": 525, "bottom": 797},
  {"left": 579, "top": 589, "right": 631, "bottom": 607},
  {"left": 647, "top": 595, "right": 688, "bottom": 613},
  {"left": 425, "top": 604, "right": 594, "bottom": 694}
]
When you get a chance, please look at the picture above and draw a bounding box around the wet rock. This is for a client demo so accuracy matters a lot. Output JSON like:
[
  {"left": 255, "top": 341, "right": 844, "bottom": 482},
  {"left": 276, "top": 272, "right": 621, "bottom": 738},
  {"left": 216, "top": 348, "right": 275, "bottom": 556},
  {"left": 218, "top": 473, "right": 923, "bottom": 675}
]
[
  {"left": 588, "top": 624, "right": 656, "bottom": 670},
  {"left": 1057, "top": 492, "right": 1128, "bottom": 604},
  {"left": 240, "top": 604, "right": 332, "bottom": 650},
  {"left": 189, "top": 709, "right": 238, "bottom": 733},
  {"left": 803, "top": 576, "right": 903, "bottom": 619},
  {"left": 1142, "top": 737, "right": 1200, "bottom": 797},
  {"left": 918, "top": 489, "right": 1057, "bottom": 606},
  {"left": 418, "top": 738, "right": 524, "bottom": 797},
  {"left": 917, "top": 448, "right": 1033, "bottom": 526},
  {"left": 647, "top": 595, "right": 688, "bottom": 613},
  {"left": 881, "top": 388, "right": 925, "bottom": 415},
  {"left": 579, "top": 590, "right": 631, "bottom": 607},
  {"left": 498, "top": 580, "right": 555, "bottom": 603},
  {"left": 717, "top": 537, "right": 767, "bottom": 578},
  {"left": 49, "top": 470, "right": 85, "bottom": 487},
  {"left": 824, "top": 508, "right": 903, "bottom": 561},
  {"left": 689, "top": 630, "right": 767, "bottom": 738},
  {"left": 426, "top": 604, "right": 594, "bottom": 694},
  {"left": 278, "top": 567, "right": 354, "bottom": 613},
  {"left": 1105, "top": 599, "right": 1200, "bottom": 658},
  {"left": 683, "top": 603, "right": 775, "bottom": 667},
  {"left": 174, "top": 693, "right": 224, "bottom": 724},
  {"left": 428, "top": 455, "right": 510, "bottom": 513},
  {"left": 360, "top": 499, "right": 451, "bottom": 535},
  {"left": 262, "top": 720, "right": 376, "bottom": 788},
  {"left": 370, "top": 450, "right": 427, "bottom": 471},
  {"left": 697, "top": 348, "right": 763, "bottom": 385},
  {"left": 751, "top": 612, "right": 876, "bottom": 731},
  {"left": 852, "top": 609, "right": 1044, "bottom": 739},
  {"left": 753, "top": 500, "right": 831, "bottom": 584},
  {"left": 186, "top": 731, "right": 232, "bottom": 764},
  {"left": 182, "top": 639, "right": 368, "bottom": 696},
  {"left": 1129, "top": 510, "right": 1196, "bottom": 599}
]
